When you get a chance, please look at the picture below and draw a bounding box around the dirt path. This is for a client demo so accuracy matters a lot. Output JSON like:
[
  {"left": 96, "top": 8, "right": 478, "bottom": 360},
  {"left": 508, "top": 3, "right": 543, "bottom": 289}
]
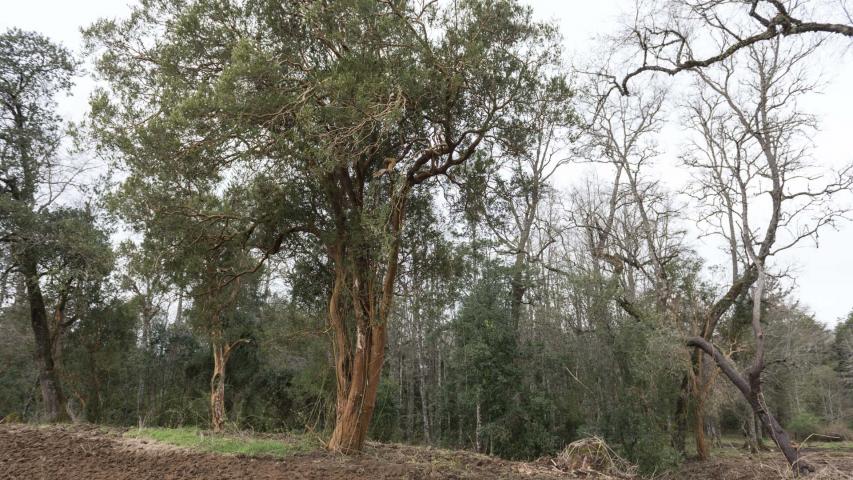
[{"left": 0, "top": 424, "right": 564, "bottom": 480}]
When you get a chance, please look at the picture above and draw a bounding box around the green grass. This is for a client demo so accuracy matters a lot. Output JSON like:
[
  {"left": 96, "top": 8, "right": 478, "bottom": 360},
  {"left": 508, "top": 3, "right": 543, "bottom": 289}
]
[
  {"left": 125, "top": 427, "right": 318, "bottom": 458},
  {"left": 683, "top": 435, "right": 853, "bottom": 459},
  {"left": 799, "top": 439, "right": 853, "bottom": 451}
]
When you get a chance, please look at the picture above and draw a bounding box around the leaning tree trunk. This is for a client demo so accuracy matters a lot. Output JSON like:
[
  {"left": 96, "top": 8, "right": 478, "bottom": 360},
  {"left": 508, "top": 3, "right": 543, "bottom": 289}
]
[
  {"left": 687, "top": 337, "right": 813, "bottom": 474},
  {"left": 22, "top": 258, "right": 67, "bottom": 422}
]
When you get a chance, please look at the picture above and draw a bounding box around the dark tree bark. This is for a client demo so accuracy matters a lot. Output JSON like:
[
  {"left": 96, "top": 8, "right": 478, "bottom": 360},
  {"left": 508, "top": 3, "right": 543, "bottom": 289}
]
[
  {"left": 617, "top": 0, "right": 853, "bottom": 95},
  {"left": 687, "top": 337, "right": 813, "bottom": 474},
  {"left": 21, "top": 257, "right": 67, "bottom": 422}
]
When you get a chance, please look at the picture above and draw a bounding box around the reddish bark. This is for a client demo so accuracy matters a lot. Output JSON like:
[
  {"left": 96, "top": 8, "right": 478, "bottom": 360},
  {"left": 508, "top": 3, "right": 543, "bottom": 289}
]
[
  {"left": 326, "top": 192, "right": 407, "bottom": 453},
  {"left": 209, "top": 334, "right": 248, "bottom": 433}
]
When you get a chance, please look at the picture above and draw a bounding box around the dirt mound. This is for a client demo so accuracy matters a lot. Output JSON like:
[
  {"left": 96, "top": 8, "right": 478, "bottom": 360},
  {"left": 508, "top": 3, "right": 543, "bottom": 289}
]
[{"left": 0, "top": 424, "right": 566, "bottom": 480}]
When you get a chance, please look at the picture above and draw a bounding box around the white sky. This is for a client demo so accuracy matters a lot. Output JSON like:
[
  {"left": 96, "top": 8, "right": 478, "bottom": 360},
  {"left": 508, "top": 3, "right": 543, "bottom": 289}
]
[{"left": 3, "top": 0, "right": 851, "bottom": 327}]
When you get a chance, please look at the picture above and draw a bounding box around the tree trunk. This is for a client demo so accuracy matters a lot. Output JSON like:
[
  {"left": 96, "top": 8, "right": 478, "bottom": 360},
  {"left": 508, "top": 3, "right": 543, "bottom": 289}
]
[
  {"left": 22, "top": 258, "right": 67, "bottom": 422},
  {"left": 210, "top": 341, "right": 227, "bottom": 433},
  {"left": 414, "top": 301, "right": 431, "bottom": 444},
  {"left": 326, "top": 257, "right": 389, "bottom": 453},
  {"left": 209, "top": 335, "right": 245, "bottom": 433},
  {"left": 475, "top": 397, "right": 482, "bottom": 453},
  {"left": 326, "top": 190, "right": 407, "bottom": 453},
  {"left": 745, "top": 403, "right": 760, "bottom": 453},
  {"left": 417, "top": 353, "right": 431, "bottom": 444},
  {"left": 754, "top": 413, "right": 766, "bottom": 447},
  {"left": 672, "top": 375, "right": 689, "bottom": 454},
  {"left": 326, "top": 323, "right": 386, "bottom": 453},
  {"left": 687, "top": 337, "right": 813, "bottom": 474},
  {"left": 693, "top": 354, "right": 711, "bottom": 461},
  {"left": 406, "top": 358, "right": 415, "bottom": 441},
  {"left": 694, "top": 395, "right": 710, "bottom": 460}
]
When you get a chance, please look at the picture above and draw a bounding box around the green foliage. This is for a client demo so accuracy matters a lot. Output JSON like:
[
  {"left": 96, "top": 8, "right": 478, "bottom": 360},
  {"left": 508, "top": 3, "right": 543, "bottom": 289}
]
[
  {"left": 62, "top": 297, "right": 138, "bottom": 423},
  {"left": 0, "top": 302, "right": 35, "bottom": 418},
  {"left": 1, "top": 2, "right": 850, "bottom": 476},
  {"left": 581, "top": 320, "right": 683, "bottom": 473},
  {"left": 369, "top": 377, "right": 402, "bottom": 443},
  {"left": 449, "top": 266, "right": 571, "bottom": 459},
  {"left": 788, "top": 412, "right": 822, "bottom": 440}
]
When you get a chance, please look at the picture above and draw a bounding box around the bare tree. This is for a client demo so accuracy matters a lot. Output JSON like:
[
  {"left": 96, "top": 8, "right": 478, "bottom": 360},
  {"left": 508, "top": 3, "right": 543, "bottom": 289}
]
[
  {"left": 613, "top": 0, "right": 853, "bottom": 95},
  {"left": 484, "top": 76, "right": 575, "bottom": 330},
  {"left": 580, "top": 82, "right": 684, "bottom": 322},
  {"left": 683, "top": 36, "right": 852, "bottom": 474}
]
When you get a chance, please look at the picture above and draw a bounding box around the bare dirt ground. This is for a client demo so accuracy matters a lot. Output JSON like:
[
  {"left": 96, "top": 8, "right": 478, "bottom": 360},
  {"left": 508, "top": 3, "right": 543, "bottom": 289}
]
[
  {"left": 657, "top": 447, "right": 853, "bottom": 480},
  {"left": 0, "top": 423, "right": 566, "bottom": 480},
  {"left": 1, "top": 424, "right": 852, "bottom": 480}
]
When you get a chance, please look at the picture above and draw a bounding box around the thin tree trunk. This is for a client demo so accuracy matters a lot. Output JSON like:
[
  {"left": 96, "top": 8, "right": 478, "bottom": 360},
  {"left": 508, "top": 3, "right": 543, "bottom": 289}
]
[
  {"left": 693, "top": 353, "right": 711, "bottom": 460},
  {"left": 672, "top": 375, "right": 689, "bottom": 454},
  {"left": 137, "top": 307, "right": 152, "bottom": 428},
  {"left": 694, "top": 395, "right": 710, "bottom": 460},
  {"left": 406, "top": 359, "right": 415, "bottom": 441},
  {"left": 745, "top": 403, "right": 760, "bottom": 453},
  {"left": 417, "top": 352, "right": 431, "bottom": 444},
  {"left": 414, "top": 300, "right": 431, "bottom": 444},
  {"left": 754, "top": 413, "right": 766, "bottom": 446},
  {"left": 475, "top": 398, "right": 482, "bottom": 453}
]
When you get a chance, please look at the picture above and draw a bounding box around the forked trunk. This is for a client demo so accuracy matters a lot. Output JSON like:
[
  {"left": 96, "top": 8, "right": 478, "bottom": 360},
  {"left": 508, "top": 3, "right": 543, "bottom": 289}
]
[
  {"left": 209, "top": 334, "right": 246, "bottom": 433},
  {"left": 326, "top": 322, "right": 387, "bottom": 452},
  {"left": 326, "top": 192, "right": 407, "bottom": 453},
  {"left": 326, "top": 255, "right": 391, "bottom": 453}
]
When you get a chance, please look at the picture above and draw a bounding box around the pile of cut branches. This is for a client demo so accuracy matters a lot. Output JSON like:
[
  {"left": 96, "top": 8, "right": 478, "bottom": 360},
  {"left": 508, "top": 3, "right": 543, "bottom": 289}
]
[{"left": 551, "top": 436, "right": 637, "bottom": 478}]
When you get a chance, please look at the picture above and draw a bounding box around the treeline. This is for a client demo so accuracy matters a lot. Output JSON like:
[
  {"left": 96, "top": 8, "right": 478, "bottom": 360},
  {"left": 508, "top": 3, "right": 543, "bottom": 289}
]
[{"left": 1, "top": 0, "right": 852, "bottom": 475}]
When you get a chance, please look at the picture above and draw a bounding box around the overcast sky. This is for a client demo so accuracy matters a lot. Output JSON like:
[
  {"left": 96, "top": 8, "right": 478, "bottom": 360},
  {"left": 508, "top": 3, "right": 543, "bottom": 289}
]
[{"left": 3, "top": 0, "right": 851, "bottom": 327}]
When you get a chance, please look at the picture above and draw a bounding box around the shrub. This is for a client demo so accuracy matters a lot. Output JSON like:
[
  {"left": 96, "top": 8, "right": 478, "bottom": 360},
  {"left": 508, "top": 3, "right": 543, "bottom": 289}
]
[{"left": 787, "top": 412, "right": 821, "bottom": 441}]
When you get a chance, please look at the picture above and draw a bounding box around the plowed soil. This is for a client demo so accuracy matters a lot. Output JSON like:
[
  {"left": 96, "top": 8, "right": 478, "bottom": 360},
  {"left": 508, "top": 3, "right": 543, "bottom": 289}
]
[
  {"left": 1, "top": 424, "right": 852, "bottom": 480},
  {"left": 0, "top": 424, "right": 565, "bottom": 480}
]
